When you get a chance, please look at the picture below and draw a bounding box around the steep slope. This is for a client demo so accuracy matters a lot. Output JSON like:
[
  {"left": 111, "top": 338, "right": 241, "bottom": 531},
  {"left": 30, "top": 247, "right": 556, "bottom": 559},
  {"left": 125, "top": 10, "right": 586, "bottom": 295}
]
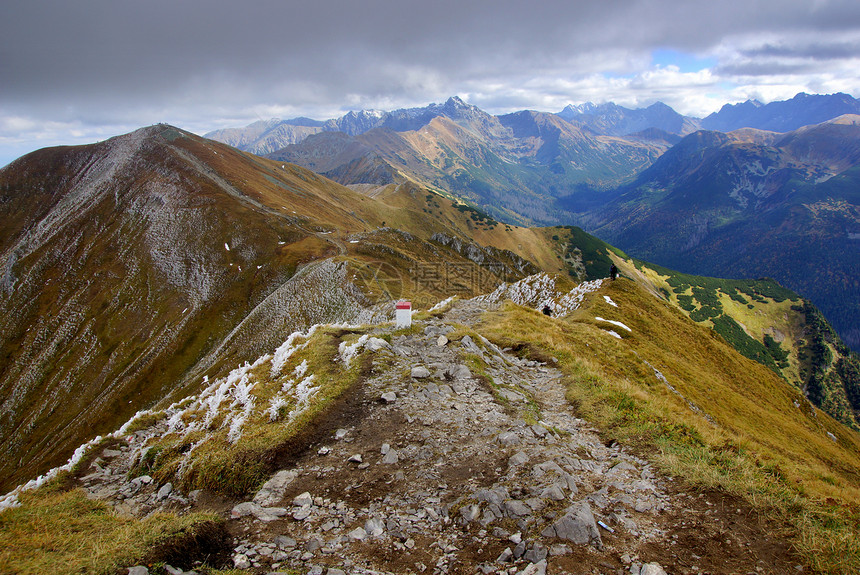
[
  {"left": 0, "top": 126, "right": 364, "bottom": 491},
  {"left": 610, "top": 257, "right": 860, "bottom": 430},
  {"left": 0, "top": 125, "right": 605, "bottom": 491},
  {"left": 590, "top": 117, "right": 860, "bottom": 352}
]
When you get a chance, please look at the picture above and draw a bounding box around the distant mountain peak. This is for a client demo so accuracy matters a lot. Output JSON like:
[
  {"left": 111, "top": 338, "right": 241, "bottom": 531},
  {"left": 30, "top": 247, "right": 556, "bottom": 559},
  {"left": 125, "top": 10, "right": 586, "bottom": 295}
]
[
  {"left": 558, "top": 101, "right": 698, "bottom": 136},
  {"left": 703, "top": 92, "right": 860, "bottom": 132}
]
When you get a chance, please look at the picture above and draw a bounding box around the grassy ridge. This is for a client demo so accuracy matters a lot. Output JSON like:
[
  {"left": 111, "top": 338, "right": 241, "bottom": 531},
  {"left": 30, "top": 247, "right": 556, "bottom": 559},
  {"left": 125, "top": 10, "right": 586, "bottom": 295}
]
[
  {"left": 478, "top": 279, "right": 860, "bottom": 574},
  {"left": 0, "top": 488, "right": 224, "bottom": 575}
]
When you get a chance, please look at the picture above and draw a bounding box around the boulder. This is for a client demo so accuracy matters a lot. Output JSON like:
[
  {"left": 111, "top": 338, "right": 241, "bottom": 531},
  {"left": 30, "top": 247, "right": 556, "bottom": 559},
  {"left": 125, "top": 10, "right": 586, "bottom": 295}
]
[
  {"left": 365, "top": 337, "right": 390, "bottom": 352},
  {"left": 411, "top": 366, "right": 431, "bottom": 379},
  {"left": 540, "top": 501, "right": 603, "bottom": 549},
  {"left": 292, "top": 492, "right": 313, "bottom": 507},
  {"left": 232, "top": 554, "right": 251, "bottom": 569},
  {"left": 156, "top": 482, "right": 173, "bottom": 501}
]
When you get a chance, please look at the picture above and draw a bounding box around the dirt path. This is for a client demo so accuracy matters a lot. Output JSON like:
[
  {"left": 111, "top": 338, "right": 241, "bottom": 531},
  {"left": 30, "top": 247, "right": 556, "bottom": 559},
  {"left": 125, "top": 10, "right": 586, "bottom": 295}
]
[{"left": 76, "top": 298, "right": 802, "bottom": 575}]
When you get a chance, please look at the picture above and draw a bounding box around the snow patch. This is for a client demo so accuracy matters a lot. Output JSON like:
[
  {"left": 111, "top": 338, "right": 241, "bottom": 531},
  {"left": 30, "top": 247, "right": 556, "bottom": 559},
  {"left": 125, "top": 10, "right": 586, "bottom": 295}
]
[
  {"left": 603, "top": 295, "right": 618, "bottom": 308},
  {"left": 595, "top": 317, "right": 632, "bottom": 332},
  {"left": 339, "top": 334, "right": 370, "bottom": 365},
  {"left": 429, "top": 296, "right": 456, "bottom": 312}
]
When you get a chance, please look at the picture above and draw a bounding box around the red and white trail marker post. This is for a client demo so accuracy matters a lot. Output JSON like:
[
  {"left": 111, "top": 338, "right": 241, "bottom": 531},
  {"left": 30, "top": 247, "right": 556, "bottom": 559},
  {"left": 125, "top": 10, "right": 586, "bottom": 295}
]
[{"left": 396, "top": 300, "right": 412, "bottom": 328}]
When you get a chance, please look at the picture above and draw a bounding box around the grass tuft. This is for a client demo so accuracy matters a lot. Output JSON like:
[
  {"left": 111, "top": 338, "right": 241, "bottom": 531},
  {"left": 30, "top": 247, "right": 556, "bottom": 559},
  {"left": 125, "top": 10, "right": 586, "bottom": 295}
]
[{"left": 0, "top": 488, "right": 225, "bottom": 575}]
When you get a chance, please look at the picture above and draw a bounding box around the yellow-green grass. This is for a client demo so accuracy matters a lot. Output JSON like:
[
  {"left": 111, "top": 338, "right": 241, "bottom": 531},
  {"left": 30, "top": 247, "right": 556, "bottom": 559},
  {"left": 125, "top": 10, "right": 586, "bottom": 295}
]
[
  {"left": 614, "top": 256, "right": 813, "bottom": 385},
  {"left": 0, "top": 487, "right": 223, "bottom": 575},
  {"left": 478, "top": 278, "right": 860, "bottom": 574},
  {"left": 134, "top": 327, "right": 370, "bottom": 498}
]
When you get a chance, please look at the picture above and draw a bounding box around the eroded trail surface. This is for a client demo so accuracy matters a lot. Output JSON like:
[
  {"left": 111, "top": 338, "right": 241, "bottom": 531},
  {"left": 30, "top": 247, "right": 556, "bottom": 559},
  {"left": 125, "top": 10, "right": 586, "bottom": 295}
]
[{"left": 77, "top": 299, "right": 799, "bottom": 575}]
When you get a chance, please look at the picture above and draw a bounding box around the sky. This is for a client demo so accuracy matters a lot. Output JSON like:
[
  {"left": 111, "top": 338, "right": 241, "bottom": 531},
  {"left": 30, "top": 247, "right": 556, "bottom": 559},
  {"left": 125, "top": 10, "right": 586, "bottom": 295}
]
[{"left": 2, "top": 0, "right": 860, "bottom": 167}]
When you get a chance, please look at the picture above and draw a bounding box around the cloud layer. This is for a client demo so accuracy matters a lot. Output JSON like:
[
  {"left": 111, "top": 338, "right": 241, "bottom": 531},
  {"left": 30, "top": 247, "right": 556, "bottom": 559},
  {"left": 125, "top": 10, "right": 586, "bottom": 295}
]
[{"left": 2, "top": 0, "right": 860, "bottom": 165}]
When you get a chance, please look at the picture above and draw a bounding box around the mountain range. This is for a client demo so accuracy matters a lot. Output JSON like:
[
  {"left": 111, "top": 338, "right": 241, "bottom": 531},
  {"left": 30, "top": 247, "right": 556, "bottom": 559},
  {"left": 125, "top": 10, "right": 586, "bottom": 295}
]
[
  {"left": 3, "top": 123, "right": 860, "bottom": 573},
  {"left": 588, "top": 115, "right": 860, "bottom": 351},
  {"left": 207, "top": 93, "right": 860, "bottom": 351}
]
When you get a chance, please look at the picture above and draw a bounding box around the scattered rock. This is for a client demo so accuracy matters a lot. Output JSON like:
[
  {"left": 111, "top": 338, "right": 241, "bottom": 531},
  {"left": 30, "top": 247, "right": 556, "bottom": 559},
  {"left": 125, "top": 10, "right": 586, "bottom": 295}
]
[
  {"left": 381, "top": 448, "right": 399, "bottom": 464},
  {"left": 366, "top": 337, "right": 390, "bottom": 352},
  {"left": 127, "top": 567, "right": 149, "bottom": 575},
  {"left": 437, "top": 335, "right": 449, "bottom": 347},
  {"left": 499, "top": 388, "right": 525, "bottom": 402},
  {"left": 347, "top": 454, "right": 363, "bottom": 463},
  {"left": 274, "top": 535, "right": 297, "bottom": 549},
  {"left": 381, "top": 392, "right": 397, "bottom": 404},
  {"left": 509, "top": 451, "right": 529, "bottom": 467},
  {"left": 231, "top": 501, "right": 261, "bottom": 519},
  {"left": 292, "top": 492, "right": 313, "bottom": 507},
  {"left": 516, "top": 559, "right": 547, "bottom": 575},
  {"left": 503, "top": 499, "right": 531, "bottom": 517},
  {"left": 460, "top": 504, "right": 481, "bottom": 522},
  {"left": 348, "top": 527, "right": 367, "bottom": 541},
  {"left": 233, "top": 553, "right": 251, "bottom": 569},
  {"left": 497, "top": 432, "right": 520, "bottom": 446},
  {"left": 156, "top": 482, "right": 173, "bottom": 501},
  {"left": 549, "top": 543, "right": 572, "bottom": 556},
  {"left": 254, "top": 470, "right": 297, "bottom": 507},
  {"left": 305, "top": 536, "right": 323, "bottom": 552},
  {"left": 365, "top": 517, "right": 385, "bottom": 537},
  {"left": 496, "top": 547, "right": 513, "bottom": 563},
  {"left": 639, "top": 563, "right": 668, "bottom": 575},
  {"left": 411, "top": 366, "right": 431, "bottom": 379}
]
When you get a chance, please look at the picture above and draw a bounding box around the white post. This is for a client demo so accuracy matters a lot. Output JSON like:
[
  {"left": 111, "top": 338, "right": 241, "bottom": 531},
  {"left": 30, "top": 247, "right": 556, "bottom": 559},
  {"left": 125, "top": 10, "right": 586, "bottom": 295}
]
[{"left": 396, "top": 301, "right": 412, "bottom": 328}]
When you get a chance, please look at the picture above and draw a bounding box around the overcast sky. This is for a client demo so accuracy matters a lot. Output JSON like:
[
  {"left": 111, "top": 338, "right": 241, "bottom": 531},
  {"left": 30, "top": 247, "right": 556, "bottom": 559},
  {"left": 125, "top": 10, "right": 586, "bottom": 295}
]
[{"left": 2, "top": 0, "right": 860, "bottom": 167}]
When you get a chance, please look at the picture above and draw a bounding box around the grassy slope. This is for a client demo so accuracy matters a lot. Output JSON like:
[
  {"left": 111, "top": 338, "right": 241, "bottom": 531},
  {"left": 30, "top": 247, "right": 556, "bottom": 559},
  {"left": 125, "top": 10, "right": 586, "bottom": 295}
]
[
  {"left": 614, "top": 255, "right": 860, "bottom": 430},
  {"left": 0, "top": 487, "right": 224, "bottom": 575},
  {"left": 479, "top": 278, "right": 860, "bottom": 573},
  {"left": 0, "top": 127, "right": 572, "bottom": 491}
]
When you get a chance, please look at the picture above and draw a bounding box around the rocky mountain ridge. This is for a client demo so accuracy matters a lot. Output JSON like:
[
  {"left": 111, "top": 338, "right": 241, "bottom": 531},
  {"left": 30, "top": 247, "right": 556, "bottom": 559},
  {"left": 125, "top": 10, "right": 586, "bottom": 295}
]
[
  {"left": 3, "top": 280, "right": 823, "bottom": 575},
  {"left": 0, "top": 124, "right": 570, "bottom": 492}
]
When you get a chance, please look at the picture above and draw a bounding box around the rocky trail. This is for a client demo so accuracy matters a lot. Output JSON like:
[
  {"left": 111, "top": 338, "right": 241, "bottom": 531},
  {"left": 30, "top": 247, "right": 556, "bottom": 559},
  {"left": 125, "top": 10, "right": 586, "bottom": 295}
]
[{"left": 73, "top": 298, "right": 800, "bottom": 575}]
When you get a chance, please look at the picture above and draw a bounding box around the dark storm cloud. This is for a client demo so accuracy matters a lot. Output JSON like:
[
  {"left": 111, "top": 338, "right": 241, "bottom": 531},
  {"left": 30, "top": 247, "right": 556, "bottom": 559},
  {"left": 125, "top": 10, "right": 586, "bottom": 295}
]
[{"left": 2, "top": 0, "right": 860, "bottom": 164}]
